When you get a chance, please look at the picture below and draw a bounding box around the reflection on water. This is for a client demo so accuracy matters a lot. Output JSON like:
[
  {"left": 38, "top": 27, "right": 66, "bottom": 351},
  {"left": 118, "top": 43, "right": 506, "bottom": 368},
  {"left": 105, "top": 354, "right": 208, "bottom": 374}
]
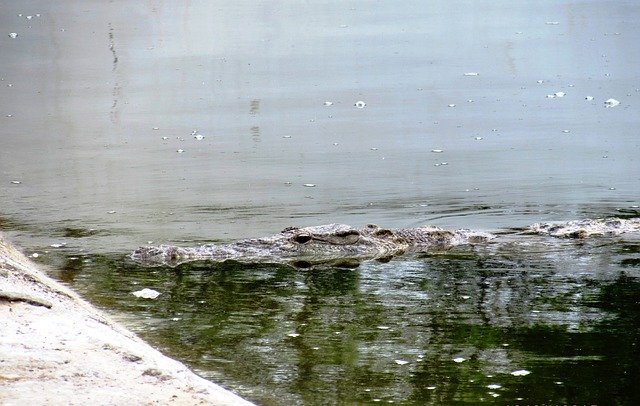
[{"left": 41, "top": 236, "right": 640, "bottom": 405}]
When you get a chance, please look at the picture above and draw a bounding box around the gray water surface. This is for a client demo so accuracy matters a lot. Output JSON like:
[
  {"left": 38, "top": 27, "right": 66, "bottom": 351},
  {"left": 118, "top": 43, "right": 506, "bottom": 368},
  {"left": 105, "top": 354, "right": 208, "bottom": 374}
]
[{"left": 1, "top": 0, "right": 639, "bottom": 404}]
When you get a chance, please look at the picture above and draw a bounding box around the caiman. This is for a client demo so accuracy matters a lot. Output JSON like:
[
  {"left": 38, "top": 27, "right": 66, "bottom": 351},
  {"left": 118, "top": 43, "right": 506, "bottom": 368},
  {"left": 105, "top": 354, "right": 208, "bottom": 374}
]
[
  {"left": 131, "top": 223, "right": 494, "bottom": 267},
  {"left": 131, "top": 218, "right": 640, "bottom": 267}
]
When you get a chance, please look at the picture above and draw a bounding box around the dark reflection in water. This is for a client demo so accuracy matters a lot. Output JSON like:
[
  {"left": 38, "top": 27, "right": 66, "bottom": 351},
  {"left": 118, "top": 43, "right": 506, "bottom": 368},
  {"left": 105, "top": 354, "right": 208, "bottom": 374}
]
[{"left": 43, "top": 238, "right": 640, "bottom": 405}]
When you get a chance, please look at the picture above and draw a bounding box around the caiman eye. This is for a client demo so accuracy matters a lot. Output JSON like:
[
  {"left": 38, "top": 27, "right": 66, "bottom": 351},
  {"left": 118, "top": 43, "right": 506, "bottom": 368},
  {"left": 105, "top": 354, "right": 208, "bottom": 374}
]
[
  {"left": 293, "top": 234, "right": 312, "bottom": 244},
  {"left": 333, "top": 229, "right": 360, "bottom": 244},
  {"left": 336, "top": 230, "right": 360, "bottom": 238},
  {"left": 373, "top": 228, "right": 393, "bottom": 237}
]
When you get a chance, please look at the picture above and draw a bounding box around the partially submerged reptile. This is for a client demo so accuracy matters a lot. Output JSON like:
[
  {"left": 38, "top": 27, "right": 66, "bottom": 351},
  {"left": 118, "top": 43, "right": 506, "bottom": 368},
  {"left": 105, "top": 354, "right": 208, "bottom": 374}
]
[
  {"left": 131, "top": 223, "right": 493, "bottom": 267},
  {"left": 131, "top": 218, "right": 640, "bottom": 268}
]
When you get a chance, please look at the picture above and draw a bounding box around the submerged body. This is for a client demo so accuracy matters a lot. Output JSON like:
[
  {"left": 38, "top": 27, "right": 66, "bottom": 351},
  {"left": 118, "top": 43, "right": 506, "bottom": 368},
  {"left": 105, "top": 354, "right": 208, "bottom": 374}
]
[
  {"left": 526, "top": 217, "right": 640, "bottom": 238},
  {"left": 131, "top": 223, "right": 493, "bottom": 267}
]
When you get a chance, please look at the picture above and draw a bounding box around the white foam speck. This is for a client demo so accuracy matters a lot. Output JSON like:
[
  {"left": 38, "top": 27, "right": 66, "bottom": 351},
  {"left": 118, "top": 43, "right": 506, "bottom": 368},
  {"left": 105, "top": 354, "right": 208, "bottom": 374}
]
[
  {"left": 132, "top": 288, "right": 161, "bottom": 299},
  {"left": 604, "top": 98, "right": 620, "bottom": 107}
]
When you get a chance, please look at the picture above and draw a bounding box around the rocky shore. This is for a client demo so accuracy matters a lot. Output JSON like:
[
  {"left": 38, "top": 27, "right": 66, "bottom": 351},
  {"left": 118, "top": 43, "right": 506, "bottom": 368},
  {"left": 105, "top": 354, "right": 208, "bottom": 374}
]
[{"left": 0, "top": 235, "right": 254, "bottom": 405}]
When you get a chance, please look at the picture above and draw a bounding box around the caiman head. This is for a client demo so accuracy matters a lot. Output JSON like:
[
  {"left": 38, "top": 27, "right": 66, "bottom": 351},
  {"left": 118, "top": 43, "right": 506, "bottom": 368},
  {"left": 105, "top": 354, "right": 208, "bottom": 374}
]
[
  {"left": 272, "top": 223, "right": 407, "bottom": 267},
  {"left": 131, "top": 223, "right": 409, "bottom": 267}
]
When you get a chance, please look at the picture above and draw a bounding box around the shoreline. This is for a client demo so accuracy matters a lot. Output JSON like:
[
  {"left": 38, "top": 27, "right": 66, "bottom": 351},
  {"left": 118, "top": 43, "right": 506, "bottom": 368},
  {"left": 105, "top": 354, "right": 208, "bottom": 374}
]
[{"left": 0, "top": 234, "right": 254, "bottom": 405}]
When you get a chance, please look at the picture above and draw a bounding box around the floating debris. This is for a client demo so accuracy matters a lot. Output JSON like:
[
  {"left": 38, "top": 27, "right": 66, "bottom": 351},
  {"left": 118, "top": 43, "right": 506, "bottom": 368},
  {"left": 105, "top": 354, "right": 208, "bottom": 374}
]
[
  {"left": 546, "top": 91, "right": 566, "bottom": 98},
  {"left": 354, "top": 100, "right": 366, "bottom": 109},
  {"left": 323, "top": 101, "right": 333, "bottom": 106},
  {"left": 131, "top": 288, "right": 161, "bottom": 299},
  {"left": 8, "top": 33, "right": 18, "bottom": 39},
  {"left": 453, "top": 357, "right": 466, "bottom": 363},
  {"left": 604, "top": 98, "right": 620, "bottom": 107},
  {"left": 463, "top": 72, "right": 479, "bottom": 76},
  {"left": 511, "top": 369, "right": 531, "bottom": 376}
]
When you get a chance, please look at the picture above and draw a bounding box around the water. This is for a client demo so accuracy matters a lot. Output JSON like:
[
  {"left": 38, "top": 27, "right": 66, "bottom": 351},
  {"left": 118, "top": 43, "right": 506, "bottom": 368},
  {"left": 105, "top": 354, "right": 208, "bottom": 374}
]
[
  {"left": 35, "top": 236, "right": 640, "bottom": 405},
  {"left": 1, "top": 0, "right": 639, "bottom": 404}
]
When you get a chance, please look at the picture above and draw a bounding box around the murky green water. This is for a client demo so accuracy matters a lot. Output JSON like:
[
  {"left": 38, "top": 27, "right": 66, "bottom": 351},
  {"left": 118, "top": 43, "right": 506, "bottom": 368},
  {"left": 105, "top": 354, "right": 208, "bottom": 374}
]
[
  {"left": 24, "top": 229, "right": 639, "bottom": 405},
  {"left": 2, "top": 0, "right": 640, "bottom": 404}
]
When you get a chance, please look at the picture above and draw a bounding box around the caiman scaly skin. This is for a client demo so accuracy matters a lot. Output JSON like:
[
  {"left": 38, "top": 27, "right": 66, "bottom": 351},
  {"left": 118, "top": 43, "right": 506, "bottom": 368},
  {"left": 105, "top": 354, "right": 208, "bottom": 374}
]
[
  {"left": 131, "top": 218, "right": 640, "bottom": 267},
  {"left": 131, "top": 223, "right": 494, "bottom": 267}
]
